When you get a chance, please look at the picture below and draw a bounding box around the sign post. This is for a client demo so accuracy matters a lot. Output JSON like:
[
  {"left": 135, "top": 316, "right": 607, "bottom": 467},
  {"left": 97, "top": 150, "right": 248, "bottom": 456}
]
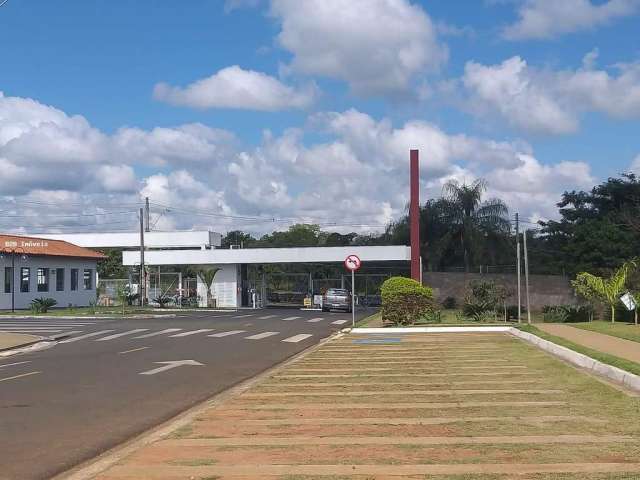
[{"left": 344, "top": 254, "right": 362, "bottom": 328}]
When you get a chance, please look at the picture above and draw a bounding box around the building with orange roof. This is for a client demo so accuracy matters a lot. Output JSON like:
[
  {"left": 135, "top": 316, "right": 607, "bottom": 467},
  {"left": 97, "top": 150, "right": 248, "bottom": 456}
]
[{"left": 0, "top": 234, "right": 105, "bottom": 311}]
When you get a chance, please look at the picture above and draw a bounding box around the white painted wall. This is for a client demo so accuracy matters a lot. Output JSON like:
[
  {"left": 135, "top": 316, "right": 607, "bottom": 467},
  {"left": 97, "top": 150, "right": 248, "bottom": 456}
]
[
  {"left": 32, "top": 230, "right": 222, "bottom": 249},
  {"left": 123, "top": 245, "right": 411, "bottom": 266},
  {"left": 0, "top": 256, "right": 99, "bottom": 310},
  {"left": 195, "top": 264, "right": 239, "bottom": 308}
]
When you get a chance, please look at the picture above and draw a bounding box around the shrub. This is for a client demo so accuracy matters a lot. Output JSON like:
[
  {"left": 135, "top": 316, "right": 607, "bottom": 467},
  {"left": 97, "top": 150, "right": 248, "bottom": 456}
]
[
  {"left": 153, "top": 295, "right": 172, "bottom": 308},
  {"left": 463, "top": 280, "right": 508, "bottom": 318},
  {"left": 381, "top": 276, "right": 435, "bottom": 326},
  {"left": 442, "top": 296, "right": 457, "bottom": 309},
  {"left": 506, "top": 305, "right": 526, "bottom": 320},
  {"left": 30, "top": 297, "right": 58, "bottom": 313},
  {"left": 542, "top": 305, "right": 594, "bottom": 323}
]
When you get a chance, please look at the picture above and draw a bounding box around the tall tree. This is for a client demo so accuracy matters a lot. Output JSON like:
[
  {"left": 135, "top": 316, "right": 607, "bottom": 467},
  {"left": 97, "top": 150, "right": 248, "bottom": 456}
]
[{"left": 441, "top": 179, "right": 510, "bottom": 272}]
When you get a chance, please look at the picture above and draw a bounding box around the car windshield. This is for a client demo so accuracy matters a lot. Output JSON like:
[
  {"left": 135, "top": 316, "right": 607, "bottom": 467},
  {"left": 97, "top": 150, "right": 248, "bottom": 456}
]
[{"left": 327, "top": 289, "right": 349, "bottom": 295}]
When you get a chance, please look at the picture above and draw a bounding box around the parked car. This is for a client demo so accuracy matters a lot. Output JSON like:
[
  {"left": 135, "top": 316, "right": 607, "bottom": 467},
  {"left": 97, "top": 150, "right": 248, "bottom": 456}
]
[{"left": 322, "top": 288, "right": 352, "bottom": 312}]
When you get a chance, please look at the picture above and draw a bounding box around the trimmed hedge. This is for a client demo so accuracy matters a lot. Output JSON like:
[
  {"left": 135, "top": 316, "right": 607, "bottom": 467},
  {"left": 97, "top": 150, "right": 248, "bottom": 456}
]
[{"left": 381, "top": 276, "right": 435, "bottom": 326}]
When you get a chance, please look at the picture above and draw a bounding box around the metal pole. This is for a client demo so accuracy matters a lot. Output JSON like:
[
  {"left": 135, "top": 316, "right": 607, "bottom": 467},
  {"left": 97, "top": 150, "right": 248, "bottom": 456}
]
[
  {"left": 409, "top": 150, "right": 421, "bottom": 281},
  {"left": 351, "top": 269, "right": 355, "bottom": 328},
  {"left": 523, "top": 228, "right": 531, "bottom": 324},
  {"left": 139, "top": 208, "right": 145, "bottom": 307},
  {"left": 516, "top": 213, "right": 521, "bottom": 323},
  {"left": 145, "top": 197, "right": 150, "bottom": 233},
  {"left": 11, "top": 252, "right": 15, "bottom": 313}
]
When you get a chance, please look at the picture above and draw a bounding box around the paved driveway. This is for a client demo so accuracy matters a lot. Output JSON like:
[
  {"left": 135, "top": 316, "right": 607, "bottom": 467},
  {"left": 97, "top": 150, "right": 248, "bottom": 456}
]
[{"left": 0, "top": 308, "right": 370, "bottom": 480}]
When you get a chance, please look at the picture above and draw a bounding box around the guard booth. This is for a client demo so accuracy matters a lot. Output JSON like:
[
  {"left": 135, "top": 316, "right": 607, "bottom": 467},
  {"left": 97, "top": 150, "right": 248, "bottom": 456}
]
[{"left": 122, "top": 245, "right": 411, "bottom": 309}]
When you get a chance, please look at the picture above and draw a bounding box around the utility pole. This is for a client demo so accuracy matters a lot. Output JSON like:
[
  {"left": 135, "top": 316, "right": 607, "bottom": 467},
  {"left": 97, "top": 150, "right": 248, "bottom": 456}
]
[
  {"left": 139, "top": 208, "right": 146, "bottom": 307},
  {"left": 516, "top": 213, "right": 521, "bottom": 323},
  {"left": 144, "top": 197, "right": 150, "bottom": 233},
  {"left": 523, "top": 228, "right": 531, "bottom": 324}
]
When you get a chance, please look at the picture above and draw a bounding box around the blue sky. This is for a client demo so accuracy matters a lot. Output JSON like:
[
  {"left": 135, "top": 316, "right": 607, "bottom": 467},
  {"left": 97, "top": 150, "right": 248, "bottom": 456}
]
[{"left": 0, "top": 0, "right": 639, "bottom": 233}]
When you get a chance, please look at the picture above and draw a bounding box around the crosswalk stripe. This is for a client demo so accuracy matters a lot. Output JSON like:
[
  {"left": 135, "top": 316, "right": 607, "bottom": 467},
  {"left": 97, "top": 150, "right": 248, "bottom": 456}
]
[
  {"left": 233, "top": 314, "right": 253, "bottom": 319},
  {"left": 133, "top": 328, "right": 182, "bottom": 339},
  {"left": 0, "top": 361, "right": 31, "bottom": 369},
  {"left": 307, "top": 317, "right": 324, "bottom": 323},
  {"left": 0, "top": 329, "right": 63, "bottom": 332},
  {"left": 0, "top": 323, "right": 96, "bottom": 326},
  {"left": 169, "top": 329, "right": 213, "bottom": 337},
  {"left": 258, "top": 315, "right": 277, "bottom": 320},
  {"left": 332, "top": 320, "right": 348, "bottom": 325},
  {"left": 245, "top": 331, "right": 279, "bottom": 340},
  {"left": 95, "top": 329, "right": 148, "bottom": 341},
  {"left": 282, "top": 334, "right": 313, "bottom": 343},
  {"left": 59, "top": 330, "right": 115, "bottom": 343},
  {"left": 282, "top": 316, "right": 301, "bottom": 321},
  {"left": 208, "top": 330, "right": 246, "bottom": 337}
]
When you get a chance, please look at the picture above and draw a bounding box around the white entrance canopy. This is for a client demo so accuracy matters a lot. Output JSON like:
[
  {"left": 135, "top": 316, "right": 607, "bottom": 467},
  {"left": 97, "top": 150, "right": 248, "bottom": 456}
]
[
  {"left": 31, "top": 230, "right": 222, "bottom": 249},
  {"left": 122, "top": 245, "right": 410, "bottom": 266}
]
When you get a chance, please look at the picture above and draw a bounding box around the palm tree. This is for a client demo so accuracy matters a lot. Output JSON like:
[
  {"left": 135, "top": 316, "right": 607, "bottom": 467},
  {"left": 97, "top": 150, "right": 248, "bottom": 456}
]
[
  {"left": 441, "top": 179, "right": 510, "bottom": 272},
  {"left": 196, "top": 267, "right": 221, "bottom": 308},
  {"left": 572, "top": 260, "right": 636, "bottom": 323}
]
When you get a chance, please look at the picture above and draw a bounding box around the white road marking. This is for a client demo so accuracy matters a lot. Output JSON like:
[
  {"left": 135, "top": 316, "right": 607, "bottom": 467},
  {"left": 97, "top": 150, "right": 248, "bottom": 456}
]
[
  {"left": 58, "top": 330, "right": 115, "bottom": 343},
  {"left": 119, "top": 346, "right": 150, "bottom": 355},
  {"left": 233, "top": 314, "right": 253, "bottom": 319},
  {"left": 0, "top": 361, "right": 31, "bottom": 369},
  {"left": 307, "top": 317, "right": 324, "bottom": 323},
  {"left": 0, "top": 323, "right": 95, "bottom": 326},
  {"left": 95, "top": 329, "right": 148, "bottom": 341},
  {"left": 53, "top": 331, "right": 83, "bottom": 338},
  {"left": 258, "top": 315, "right": 277, "bottom": 319},
  {"left": 0, "top": 329, "right": 63, "bottom": 332},
  {"left": 169, "top": 329, "right": 213, "bottom": 337},
  {"left": 208, "top": 330, "right": 246, "bottom": 337},
  {"left": 133, "top": 328, "right": 182, "bottom": 338},
  {"left": 139, "top": 360, "right": 204, "bottom": 375},
  {"left": 282, "top": 334, "right": 313, "bottom": 343},
  {"left": 245, "top": 331, "right": 279, "bottom": 340},
  {"left": 332, "top": 320, "right": 348, "bottom": 325},
  {"left": 282, "top": 316, "right": 301, "bottom": 321},
  {"left": 0, "top": 371, "right": 41, "bottom": 383}
]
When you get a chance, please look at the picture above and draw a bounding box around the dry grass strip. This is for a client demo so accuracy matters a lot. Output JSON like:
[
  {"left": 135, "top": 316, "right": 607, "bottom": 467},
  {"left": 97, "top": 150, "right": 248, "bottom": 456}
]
[
  {"left": 285, "top": 365, "right": 529, "bottom": 372},
  {"left": 162, "top": 434, "right": 633, "bottom": 447},
  {"left": 261, "top": 380, "right": 549, "bottom": 387},
  {"left": 211, "top": 415, "right": 605, "bottom": 426},
  {"left": 238, "top": 401, "right": 566, "bottom": 410},
  {"left": 274, "top": 372, "right": 543, "bottom": 379},
  {"left": 99, "top": 462, "right": 640, "bottom": 477},
  {"left": 241, "top": 389, "right": 564, "bottom": 397}
]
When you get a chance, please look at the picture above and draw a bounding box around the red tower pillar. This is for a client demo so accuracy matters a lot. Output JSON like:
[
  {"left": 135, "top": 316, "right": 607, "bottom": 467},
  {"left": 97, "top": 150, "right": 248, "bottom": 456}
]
[{"left": 410, "top": 149, "right": 420, "bottom": 281}]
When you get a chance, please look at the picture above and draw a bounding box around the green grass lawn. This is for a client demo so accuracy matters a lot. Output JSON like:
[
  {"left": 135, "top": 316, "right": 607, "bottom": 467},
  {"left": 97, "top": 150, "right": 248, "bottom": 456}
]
[{"left": 570, "top": 320, "right": 640, "bottom": 344}]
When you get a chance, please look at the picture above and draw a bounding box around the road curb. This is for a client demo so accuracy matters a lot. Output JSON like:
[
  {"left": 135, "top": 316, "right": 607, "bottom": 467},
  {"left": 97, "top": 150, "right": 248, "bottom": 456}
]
[
  {"left": 351, "top": 326, "right": 512, "bottom": 333},
  {"left": 0, "top": 336, "right": 44, "bottom": 353},
  {"left": 53, "top": 331, "right": 344, "bottom": 480}
]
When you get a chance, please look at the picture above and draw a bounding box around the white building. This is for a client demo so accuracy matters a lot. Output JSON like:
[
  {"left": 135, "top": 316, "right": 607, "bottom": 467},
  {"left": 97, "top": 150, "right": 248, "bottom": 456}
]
[{"left": 1, "top": 234, "right": 104, "bottom": 310}]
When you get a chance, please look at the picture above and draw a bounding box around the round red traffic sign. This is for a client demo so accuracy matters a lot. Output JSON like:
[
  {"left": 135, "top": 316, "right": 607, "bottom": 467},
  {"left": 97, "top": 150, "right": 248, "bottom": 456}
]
[{"left": 344, "top": 254, "right": 362, "bottom": 271}]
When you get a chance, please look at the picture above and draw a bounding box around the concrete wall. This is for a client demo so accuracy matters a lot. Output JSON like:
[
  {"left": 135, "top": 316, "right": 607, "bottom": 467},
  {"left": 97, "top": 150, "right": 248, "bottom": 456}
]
[
  {"left": 196, "top": 264, "right": 239, "bottom": 308},
  {"left": 423, "top": 271, "right": 576, "bottom": 309},
  {"left": 0, "top": 255, "right": 99, "bottom": 310}
]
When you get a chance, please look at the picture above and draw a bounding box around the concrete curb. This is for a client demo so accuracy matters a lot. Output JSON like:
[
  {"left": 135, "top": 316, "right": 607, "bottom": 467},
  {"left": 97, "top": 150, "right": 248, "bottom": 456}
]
[
  {"left": 510, "top": 328, "right": 640, "bottom": 393},
  {"left": 352, "top": 326, "right": 512, "bottom": 334},
  {"left": 0, "top": 335, "right": 45, "bottom": 353},
  {"left": 349, "top": 325, "right": 640, "bottom": 394}
]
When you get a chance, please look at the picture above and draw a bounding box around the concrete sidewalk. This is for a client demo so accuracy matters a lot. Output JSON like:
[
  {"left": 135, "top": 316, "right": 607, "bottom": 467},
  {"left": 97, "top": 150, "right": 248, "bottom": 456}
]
[
  {"left": 0, "top": 332, "right": 42, "bottom": 351},
  {"left": 538, "top": 323, "right": 640, "bottom": 364},
  {"left": 77, "top": 331, "right": 640, "bottom": 480}
]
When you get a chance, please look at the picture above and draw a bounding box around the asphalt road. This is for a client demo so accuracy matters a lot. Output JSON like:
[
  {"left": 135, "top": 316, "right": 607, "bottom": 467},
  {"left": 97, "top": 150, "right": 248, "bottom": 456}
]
[{"left": 0, "top": 307, "right": 372, "bottom": 480}]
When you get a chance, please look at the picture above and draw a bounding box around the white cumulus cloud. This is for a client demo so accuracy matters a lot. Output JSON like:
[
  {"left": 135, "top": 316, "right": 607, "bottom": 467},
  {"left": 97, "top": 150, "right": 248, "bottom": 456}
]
[
  {"left": 461, "top": 54, "right": 640, "bottom": 135},
  {"left": 153, "top": 65, "right": 316, "bottom": 111},
  {"left": 503, "top": 0, "right": 640, "bottom": 40},
  {"left": 270, "top": 0, "right": 447, "bottom": 96}
]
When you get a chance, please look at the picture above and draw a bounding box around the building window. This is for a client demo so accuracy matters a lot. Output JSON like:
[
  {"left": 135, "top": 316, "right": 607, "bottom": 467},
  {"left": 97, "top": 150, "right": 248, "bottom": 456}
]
[
  {"left": 4, "top": 267, "right": 12, "bottom": 294},
  {"left": 83, "top": 269, "right": 93, "bottom": 290},
  {"left": 37, "top": 268, "right": 49, "bottom": 292},
  {"left": 56, "top": 268, "right": 65, "bottom": 292},
  {"left": 20, "top": 267, "right": 30, "bottom": 293},
  {"left": 71, "top": 269, "right": 78, "bottom": 291}
]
